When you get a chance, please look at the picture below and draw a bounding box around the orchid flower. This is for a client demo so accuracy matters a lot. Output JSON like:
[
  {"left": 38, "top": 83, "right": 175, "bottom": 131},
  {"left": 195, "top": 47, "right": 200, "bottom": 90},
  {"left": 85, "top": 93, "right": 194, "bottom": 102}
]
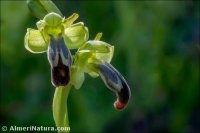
[
  {"left": 25, "top": 12, "right": 88, "bottom": 86},
  {"left": 72, "top": 35, "right": 131, "bottom": 109}
]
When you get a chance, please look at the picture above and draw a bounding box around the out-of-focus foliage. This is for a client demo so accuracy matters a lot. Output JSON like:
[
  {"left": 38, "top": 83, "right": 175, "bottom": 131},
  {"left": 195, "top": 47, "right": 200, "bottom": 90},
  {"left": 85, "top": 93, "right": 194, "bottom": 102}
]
[{"left": 0, "top": 1, "right": 199, "bottom": 133}]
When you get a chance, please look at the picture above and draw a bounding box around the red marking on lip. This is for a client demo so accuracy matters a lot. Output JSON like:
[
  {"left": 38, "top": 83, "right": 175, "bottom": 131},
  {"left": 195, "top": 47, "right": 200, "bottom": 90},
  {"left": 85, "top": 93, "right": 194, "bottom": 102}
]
[{"left": 114, "top": 100, "right": 126, "bottom": 110}]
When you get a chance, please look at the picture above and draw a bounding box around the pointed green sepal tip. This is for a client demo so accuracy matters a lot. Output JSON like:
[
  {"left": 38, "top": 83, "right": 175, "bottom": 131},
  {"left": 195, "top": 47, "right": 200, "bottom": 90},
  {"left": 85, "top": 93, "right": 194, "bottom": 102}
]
[{"left": 27, "top": 0, "right": 63, "bottom": 19}]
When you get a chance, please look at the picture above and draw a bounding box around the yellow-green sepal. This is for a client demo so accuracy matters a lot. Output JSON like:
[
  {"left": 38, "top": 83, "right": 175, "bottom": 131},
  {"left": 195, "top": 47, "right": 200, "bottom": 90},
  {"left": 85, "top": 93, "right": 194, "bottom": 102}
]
[
  {"left": 64, "top": 22, "right": 89, "bottom": 49},
  {"left": 70, "top": 66, "right": 85, "bottom": 89},
  {"left": 73, "top": 40, "right": 114, "bottom": 79},
  {"left": 37, "top": 13, "right": 64, "bottom": 37},
  {"left": 24, "top": 28, "right": 49, "bottom": 53},
  {"left": 78, "top": 40, "right": 114, "bottom": 63}
]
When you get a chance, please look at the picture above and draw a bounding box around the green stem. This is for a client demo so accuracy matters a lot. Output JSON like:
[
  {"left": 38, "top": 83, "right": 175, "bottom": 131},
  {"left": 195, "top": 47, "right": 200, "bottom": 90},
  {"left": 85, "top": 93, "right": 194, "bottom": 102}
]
[{"left": 53, "top": 85, "right": 71, "bottom": 133}]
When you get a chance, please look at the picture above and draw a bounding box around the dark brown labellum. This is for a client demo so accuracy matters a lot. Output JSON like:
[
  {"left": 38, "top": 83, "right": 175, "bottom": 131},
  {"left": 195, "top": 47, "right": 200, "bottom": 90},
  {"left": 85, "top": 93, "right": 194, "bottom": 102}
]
[
  {"left": 47, "top": 36, "right": 71, "bottom": 87},
  {"left": 97, "top": 61, "right": 131, "bottom": 110}
]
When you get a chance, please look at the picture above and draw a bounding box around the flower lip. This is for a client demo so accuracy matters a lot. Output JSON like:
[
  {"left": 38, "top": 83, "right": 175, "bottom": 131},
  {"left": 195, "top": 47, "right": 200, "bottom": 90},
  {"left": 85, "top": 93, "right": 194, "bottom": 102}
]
[
  {"left": 48, "top": 36, "right": 72, "bottom": 87},
  {"left": 51, "top": 54, "right": 70, "bottom": 87},
  {"left": 97, "top": 61, "right": 131, "bottom": 110},
  {"left": 114, "top": 80, "right": 131, "bottom": 110}
]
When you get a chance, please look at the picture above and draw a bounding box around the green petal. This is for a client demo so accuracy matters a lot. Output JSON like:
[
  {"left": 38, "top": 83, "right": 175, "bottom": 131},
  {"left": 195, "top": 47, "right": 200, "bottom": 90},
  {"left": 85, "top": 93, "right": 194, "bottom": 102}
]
[
  {"left": 94, "top": 32, "right": 103, "bottom": 40},
  {"left": 88, "top": 71, "right": 99, "bottom": 78},
  {"left": 70, "top": 66, "right": 85, "bottom": 89},
  {"left": 63, "top": 13, "right": 79, "bottom": 28},
  {"left": 24, "top": 28, "right": 49, "bottom": 53},
  {"left": 78, "top": 40, "right": 114, "bottom": 63},
  {"left": 64, "top": 22, "right": 89, "bottom": 49}
]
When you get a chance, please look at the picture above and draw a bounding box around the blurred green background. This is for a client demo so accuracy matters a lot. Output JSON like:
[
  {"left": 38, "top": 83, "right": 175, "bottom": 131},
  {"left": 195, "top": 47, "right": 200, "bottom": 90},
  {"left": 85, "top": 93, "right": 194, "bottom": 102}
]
[{"left": 0, "top": 1, "right": 199, "bottom": 133}]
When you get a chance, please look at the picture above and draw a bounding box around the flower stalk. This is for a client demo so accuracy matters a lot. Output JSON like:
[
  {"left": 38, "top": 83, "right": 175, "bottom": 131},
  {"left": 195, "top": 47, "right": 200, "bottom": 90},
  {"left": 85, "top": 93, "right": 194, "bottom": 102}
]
[{"left": 53, "top": 85, "right": 71, "bottom": 132}]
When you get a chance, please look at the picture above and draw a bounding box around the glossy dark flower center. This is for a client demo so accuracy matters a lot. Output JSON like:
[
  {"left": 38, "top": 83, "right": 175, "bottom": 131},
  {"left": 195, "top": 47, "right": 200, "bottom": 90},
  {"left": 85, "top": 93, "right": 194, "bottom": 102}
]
[{"left": 48, "top": 36, "right": 71, "bottom": 87}]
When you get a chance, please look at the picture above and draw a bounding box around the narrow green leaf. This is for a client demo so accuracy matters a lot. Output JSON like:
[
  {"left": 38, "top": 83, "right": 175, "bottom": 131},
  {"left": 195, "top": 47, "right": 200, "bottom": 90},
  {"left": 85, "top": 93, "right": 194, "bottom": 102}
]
[{"left": 27, "top": 0, "right": 63, "bottom": 19}]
